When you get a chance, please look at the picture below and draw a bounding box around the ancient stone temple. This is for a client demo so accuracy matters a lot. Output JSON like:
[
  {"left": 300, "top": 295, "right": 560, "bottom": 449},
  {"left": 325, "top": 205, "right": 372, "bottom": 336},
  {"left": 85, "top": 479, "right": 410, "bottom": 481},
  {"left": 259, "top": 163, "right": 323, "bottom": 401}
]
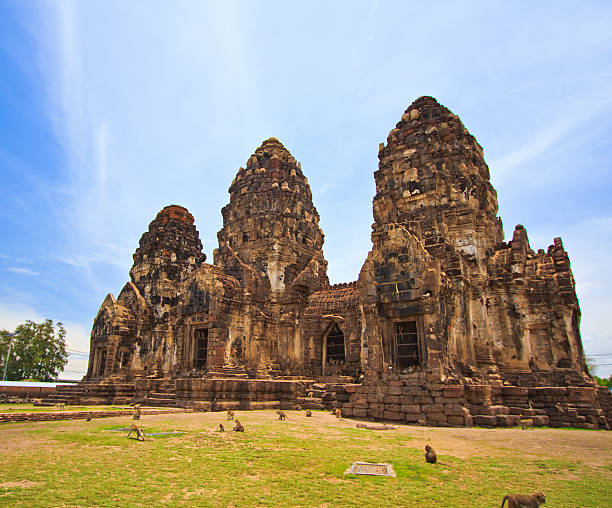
[{"left": 62, "top": 96, "right": 610, "bottom": 429}]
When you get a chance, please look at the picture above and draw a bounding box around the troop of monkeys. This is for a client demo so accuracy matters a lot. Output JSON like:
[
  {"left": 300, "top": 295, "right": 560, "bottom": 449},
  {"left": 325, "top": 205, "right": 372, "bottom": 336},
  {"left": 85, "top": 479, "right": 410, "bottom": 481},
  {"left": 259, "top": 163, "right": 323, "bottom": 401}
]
[
  {"left": 218, "top": 406, "right": 333, "bottom": 432},
  {"left": 424, "top": 444, "right": 545, "bottom": 506},
  {"left": 126, "top": 405, "right": 546, "bottom": 505}
]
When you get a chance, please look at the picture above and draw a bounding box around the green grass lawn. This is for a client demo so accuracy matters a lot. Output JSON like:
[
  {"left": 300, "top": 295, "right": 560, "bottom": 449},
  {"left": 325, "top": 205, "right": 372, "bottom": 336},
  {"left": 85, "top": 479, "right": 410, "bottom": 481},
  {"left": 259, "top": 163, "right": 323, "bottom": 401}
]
[{"left": 0, "top": 410, "right": 610, "bottom": 507}]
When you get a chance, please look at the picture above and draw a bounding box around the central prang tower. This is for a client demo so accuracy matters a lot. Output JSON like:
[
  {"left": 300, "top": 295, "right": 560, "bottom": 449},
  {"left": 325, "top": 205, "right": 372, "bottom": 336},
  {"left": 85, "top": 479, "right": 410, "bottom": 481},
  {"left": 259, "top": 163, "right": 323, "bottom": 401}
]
[{"left": 215, "top": 137, "right": 329, "bottom": 302}]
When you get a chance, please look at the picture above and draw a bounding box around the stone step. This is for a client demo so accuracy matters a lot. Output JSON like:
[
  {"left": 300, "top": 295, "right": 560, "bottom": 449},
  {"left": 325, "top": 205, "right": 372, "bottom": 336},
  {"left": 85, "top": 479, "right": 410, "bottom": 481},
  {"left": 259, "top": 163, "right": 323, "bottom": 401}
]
[
  {"left": 148, "top": 392, "right": 176, "bottom": 399},
  {"left": 308, "top": 389, "right": 326, "bottom": 398},
  {"left": 296, "top": 396, "right": 324, "bottom": 410}
]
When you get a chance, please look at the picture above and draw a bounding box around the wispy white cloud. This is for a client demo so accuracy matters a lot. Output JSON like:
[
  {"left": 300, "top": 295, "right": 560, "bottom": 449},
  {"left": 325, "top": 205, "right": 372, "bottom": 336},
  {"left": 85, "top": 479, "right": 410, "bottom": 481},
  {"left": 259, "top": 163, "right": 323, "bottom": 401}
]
[
  {"left": 7, "top": 267, "right": 40, "bottom": 276},
  {"left": 5, "top": 1, "right": 611, "bottom": 381}
]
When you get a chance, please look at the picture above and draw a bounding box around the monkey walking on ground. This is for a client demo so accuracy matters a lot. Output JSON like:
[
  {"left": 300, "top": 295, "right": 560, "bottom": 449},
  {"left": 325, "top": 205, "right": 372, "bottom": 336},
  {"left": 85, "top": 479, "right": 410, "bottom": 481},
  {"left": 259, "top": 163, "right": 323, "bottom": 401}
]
[
  {"left": 424, "top": 445, "right": 437, "bottom": 464},
  {"left": 233, "top": 420, "right": 244, "bottom": 432},
  {"left": 520, "top": 418, "right": 534, "bottom": 430},
  {"left": 226, "top": 409, "right": 235, "bottom": 420},
  {"left": 127, "top": 424, "right": 146, "bottom": 441},
  {"left": 305, "top": 410, "right": 312, "bottom": 417},
  {"left": 276, "top": 410, "right": 287, "bottom": 421},
  {"left": 218, "top": 423, "right": 224, "bottom": 432},
  {"left": 501, "top": 492, "right": 545, "bottom": 507}
]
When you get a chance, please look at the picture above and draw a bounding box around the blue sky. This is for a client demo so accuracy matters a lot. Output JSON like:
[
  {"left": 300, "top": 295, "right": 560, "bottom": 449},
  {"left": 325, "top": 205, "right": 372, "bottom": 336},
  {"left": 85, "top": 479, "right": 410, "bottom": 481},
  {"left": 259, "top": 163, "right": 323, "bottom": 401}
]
[{"left": 1, "top": 1, "right": 611, "bottom": 378}]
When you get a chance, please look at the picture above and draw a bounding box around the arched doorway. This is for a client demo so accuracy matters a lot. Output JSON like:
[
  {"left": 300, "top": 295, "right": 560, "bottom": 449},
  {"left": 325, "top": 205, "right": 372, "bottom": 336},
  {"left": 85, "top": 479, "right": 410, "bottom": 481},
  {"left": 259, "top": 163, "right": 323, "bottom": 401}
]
[{"left": 323, "top": 323, "right": 345, "bottom": 375}]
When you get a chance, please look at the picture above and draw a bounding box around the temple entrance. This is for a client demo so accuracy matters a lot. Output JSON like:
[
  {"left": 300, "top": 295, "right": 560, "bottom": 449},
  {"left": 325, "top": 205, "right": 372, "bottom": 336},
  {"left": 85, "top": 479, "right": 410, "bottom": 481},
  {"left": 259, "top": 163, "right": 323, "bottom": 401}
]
[
  {"left": 326, "top": 324, "right": 346, "bottom": 364},
  {"left": 322, "top": 323, "right": 346, "bottom": 376},
  {"left": 394, "top": 321, "right": 419, "bottom": 368},
  {"left": 194, "top": 329, "right": 208, "bottom": 369}
]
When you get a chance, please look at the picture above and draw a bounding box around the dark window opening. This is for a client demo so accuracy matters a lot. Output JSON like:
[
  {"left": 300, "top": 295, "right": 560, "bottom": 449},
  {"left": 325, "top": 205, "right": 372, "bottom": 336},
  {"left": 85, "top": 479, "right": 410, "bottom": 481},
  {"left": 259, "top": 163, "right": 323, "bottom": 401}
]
[
  {"left": 394, "top": 321, "right": 419, "bottom": 368},
  {"left": 195, "top": 329, "right": 208, "bottom": 369},
  {"left": 98, "top": 350, "right": 106, "bottom": 376},
  {"left": 119, "top": 351, "right": 129, "bottom": 369},
  {"left": 326, "top": 324, "right": 345, "bottom": 363}
]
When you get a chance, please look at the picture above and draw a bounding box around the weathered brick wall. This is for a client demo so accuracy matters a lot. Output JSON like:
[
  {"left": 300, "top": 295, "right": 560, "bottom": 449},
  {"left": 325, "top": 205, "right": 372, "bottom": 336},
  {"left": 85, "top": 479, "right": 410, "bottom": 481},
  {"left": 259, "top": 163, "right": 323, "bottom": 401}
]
[{"left": 334, "top": 374, "right": 609, "bottom": 429}]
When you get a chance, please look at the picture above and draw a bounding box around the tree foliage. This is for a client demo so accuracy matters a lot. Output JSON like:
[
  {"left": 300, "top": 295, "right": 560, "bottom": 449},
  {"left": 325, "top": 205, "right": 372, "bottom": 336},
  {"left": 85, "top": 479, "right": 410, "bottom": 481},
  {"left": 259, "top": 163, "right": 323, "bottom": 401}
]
[
  {"left": 0, "top": 320, "right": 68, "bottom": 381},
  {"left": 594, "top": 375, "right": 612, "bottom": 388}
]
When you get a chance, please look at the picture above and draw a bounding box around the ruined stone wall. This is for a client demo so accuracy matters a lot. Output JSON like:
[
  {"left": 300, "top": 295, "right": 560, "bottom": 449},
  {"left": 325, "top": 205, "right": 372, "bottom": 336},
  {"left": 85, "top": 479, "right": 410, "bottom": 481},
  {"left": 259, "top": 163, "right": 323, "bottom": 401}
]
[
  {"left": 486, "top": 228, "right": 586, "bottom": 384},
  {"left": 335, "top": 373, "right": 610, "bottom": 429}
]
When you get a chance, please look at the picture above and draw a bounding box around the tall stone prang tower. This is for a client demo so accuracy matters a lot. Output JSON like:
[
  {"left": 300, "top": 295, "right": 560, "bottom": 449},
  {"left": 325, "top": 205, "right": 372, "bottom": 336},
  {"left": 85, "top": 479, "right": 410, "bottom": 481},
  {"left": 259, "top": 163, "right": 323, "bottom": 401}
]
[
  {"left": 360, "top": 96, "right": 586, "bottom": 385},
  {"left": 130, "top": 205, "right": 206, "bottom": 317},
  {"left": 215, "top": 137, "right": 329, "bottom": 301}
]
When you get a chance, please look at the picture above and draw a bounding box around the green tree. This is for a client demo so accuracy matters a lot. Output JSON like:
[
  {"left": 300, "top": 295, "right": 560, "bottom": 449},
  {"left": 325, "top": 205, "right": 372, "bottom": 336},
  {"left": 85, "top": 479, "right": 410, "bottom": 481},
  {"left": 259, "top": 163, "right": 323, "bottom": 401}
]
[
  {"left": 594, "top": 375, "right": 612, "bottom": 388},
  {"left": 0, "top": 320, "right": 68, "bottom": 381}
]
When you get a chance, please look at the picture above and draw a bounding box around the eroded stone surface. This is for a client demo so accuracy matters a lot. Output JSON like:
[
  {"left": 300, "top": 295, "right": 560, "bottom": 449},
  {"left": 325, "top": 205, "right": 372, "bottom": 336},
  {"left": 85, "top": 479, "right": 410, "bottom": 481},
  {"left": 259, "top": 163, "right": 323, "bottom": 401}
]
[{"left": 80, "top": 97, "right": 608, "bottom": 428}]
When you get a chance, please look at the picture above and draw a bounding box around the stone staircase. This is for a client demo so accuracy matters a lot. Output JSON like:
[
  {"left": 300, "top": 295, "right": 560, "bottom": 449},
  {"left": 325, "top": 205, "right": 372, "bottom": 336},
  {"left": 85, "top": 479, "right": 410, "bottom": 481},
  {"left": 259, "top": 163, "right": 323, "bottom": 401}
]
[
  {"left": 206, "top": 364, "right": 249, "bottom": 379},
  {"left": 143, "top": 380, "right": 177, "bottom": 407},
  {"left": 297, "top": 383, "right": 328, "bottom": 410},
  {"left": 255, "top": 361, "right": 283, "bottom": 378}
]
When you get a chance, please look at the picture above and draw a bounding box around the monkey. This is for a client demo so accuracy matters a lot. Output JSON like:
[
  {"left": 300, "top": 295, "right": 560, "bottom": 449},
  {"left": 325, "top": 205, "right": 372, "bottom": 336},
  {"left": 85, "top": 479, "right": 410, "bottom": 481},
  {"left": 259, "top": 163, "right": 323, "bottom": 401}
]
[
  {"left": 127, "top": 423, "right": 146, "bottom": 441},
  {"left": 555, "top": 402, "right": 565, "bottom": 414},
  {"left": 233, "top": 420, "right": 244, "bottom": 432},
  {"left": 226, "top": 409, "right": 235, "bottom": 420},
  {"left": 424, "top": 445, "right": 437, "bottom": 464},
  {"left": 417, "top": 418, "right": 427, "bottom": 427},
  {"left": 218, "top": 423, "right": 224, "bottom": 432},
  {"left": 305, "top": 410, "right": 312, "bottom": 417},
  {"left": 55, "top": 403, "right": 65, "bottom": 410},
  {"left": 335, "top": 408, "right": 342, "bottom": 418},
  {"left": 501, "top": 492, "right": 545, "bottom": 507},
  {"left": 520, "top": 418, "right": 534, "bottom": 430},
  {"left": 132, "top": 404, "right": 142, "bottom": 421},
  {"left": 85, "top": 415, "right": 92, "bottom": 422},
  {"left": 276, "top": 410, "right": 287, "bottom": 421},
  {"left": 295, "top": 404, "right": 302, "bottom": 410}
]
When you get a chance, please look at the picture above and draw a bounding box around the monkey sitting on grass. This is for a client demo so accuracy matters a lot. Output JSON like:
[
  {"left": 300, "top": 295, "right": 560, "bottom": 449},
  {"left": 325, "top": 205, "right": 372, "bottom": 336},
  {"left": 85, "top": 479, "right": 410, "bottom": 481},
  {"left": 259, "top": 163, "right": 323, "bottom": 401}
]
[{"left": 424, "top": 445, "right": 437, "bottom": 464}]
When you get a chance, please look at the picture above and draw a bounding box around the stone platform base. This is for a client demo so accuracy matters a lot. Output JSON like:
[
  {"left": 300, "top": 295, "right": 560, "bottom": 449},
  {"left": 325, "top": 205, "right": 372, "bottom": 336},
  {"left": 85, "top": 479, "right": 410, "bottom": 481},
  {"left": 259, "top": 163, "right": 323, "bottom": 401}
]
[
  {"left": 333, "top": 372, "right": 612, "bottom": 430},
  {"left": 49, "top": 374, "right": 612, "bottom": 429}
]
